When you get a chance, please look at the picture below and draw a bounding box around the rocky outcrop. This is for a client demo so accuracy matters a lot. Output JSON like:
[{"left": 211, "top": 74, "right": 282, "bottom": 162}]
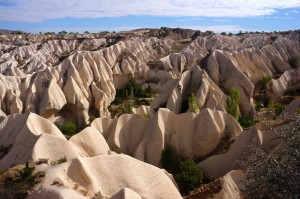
[
  {"left": 1, "top": 30, "right": 300, "bottom": 122},
  {"left": 92, "top": 108, "right": 242, "bottom": 166},
  {"left": 211, "top": 170, "right": 244, "bottom": 199},
  {"left": 32, "top": 154, "right": 182, "bottom": 199},
  {"left": 0, "top": 113, "right": 79, "bottom": 169},
  {"left": 199, "top": 127, "right": 281, "bottom": 179},
  {"left": 150, "top": 65, "right": 228, "bottom": 114},
  {"left": 69, "top": 127, "right": 110, "bottom": 157},
  {"left": 267, "top": 68, "right": 300, "bottom": 100}
]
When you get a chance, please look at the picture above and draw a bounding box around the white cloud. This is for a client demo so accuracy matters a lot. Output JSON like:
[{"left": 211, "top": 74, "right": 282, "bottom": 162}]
[
  {"left": 290, "top": 10, "right": 299, "bottom": 13},
  {"left": 213, "top": 19, "right": 230, "bottom": 22},
  {"left": 0, "top": 0, "right": 300, "bottom": 22}
]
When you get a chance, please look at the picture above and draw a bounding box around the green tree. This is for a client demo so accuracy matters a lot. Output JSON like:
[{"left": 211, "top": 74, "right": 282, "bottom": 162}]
[
  {"left": 160, "top": 145, "right": 179, "bottom": 172},
  {"left": 226, "top": 87, "right": 240, "bottom": 120},
  {"left": 58, "top": 30, "right": 68, "bottom": 35},
  {"left": 175, "top": 159, "right": 205, "bottom": 195},
  {"left": 188, "top": 93, "right": 200, "bottom": 114},
  {"left": 160, "top": 145, "right": 205, "bottom": 195}
]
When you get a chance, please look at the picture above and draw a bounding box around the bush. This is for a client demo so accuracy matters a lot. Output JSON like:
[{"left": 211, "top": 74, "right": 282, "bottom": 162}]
[
  {"left": 121, "top": 101, "right": 133, "bottom": 114},
  {"left": 226, "top": 87, "right": 240, "bottom": 120},
  {"left": 175, "top": 160, "right": 205, "bottom": 195},
  {"left": 260, "top": 76, "right": 272, "bottom": 88},
  {"left": 160, "top": 145, "right": 204, "bottom": 195},
  {"left": 56, "top": 121, "right": 77, "bottom": 136},
  {"left": 19, "top": 164, "right": 35, "bottom": 180},
  {"left": 0, "top": 168, "right": 4, "bottom": 176},
  {"left": 239, "top": 118, "right": 259, "bottom": 129},
  {"left": 160, "top": 145, "right": 179, "bottom": 173},
  {"left": 89, "top": 115, "right": 96, "bottom": 123},
  {"left": 51, "top": 156, "right": 67, "bottom": 165},
  {"left": 255, "top": 102, "right": 264, "bottom": 111},
  {"left": 288, "top": 58, "right": 298, "bottom": 68},
  {"left": 267, "top": 100, "right": 285, "bottom": 119},
  {"left": 188, "top": 93, "right": 200, "bottom": 114}
]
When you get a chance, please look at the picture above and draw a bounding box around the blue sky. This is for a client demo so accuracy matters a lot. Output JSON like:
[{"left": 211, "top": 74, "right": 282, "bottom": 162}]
[{"left": 0, "top": 0, "right": 300, "bottom": 33}]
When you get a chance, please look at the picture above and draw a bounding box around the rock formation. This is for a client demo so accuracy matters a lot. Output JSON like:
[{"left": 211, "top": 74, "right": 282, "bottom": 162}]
[{"left": 0, "top": 29, "right": 300, "bottom": 198}]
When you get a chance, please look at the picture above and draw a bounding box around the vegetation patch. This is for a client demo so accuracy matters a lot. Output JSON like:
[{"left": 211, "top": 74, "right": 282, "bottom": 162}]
[
  {"left": 113, "top": 79, "right": 153, "bottom": 105},
  {"left": 239, "top": 118, "right": 260, "bottom": 129},
  {"left": 188, "top": 93, "right": 200, "bottom": 114},
  {"left": 260, "top": 76, "right": 272, "bottom": 88},
  {"left": 56, "top": 121, "right": 78, "bottom": 138},
  {"left": 288, "top": 57, "right": 298, "bottom": 68},
  {"left": 226, "top": 87, "right": 240, "bottom": 120},
  {"left": 109, "top": 79, "right": 154, "bottom": 117},
  {"left": 51, "top": 156, "right": 68, "bottom": 166},
  {"left": 267, "top": 100, "right": 285, "bottom": 119},
  {"left": 0, "top": 163, "right": 45, "bottom": 199},
  {"left": 160, "top": 145, "right": 205, "bottom": 195}
]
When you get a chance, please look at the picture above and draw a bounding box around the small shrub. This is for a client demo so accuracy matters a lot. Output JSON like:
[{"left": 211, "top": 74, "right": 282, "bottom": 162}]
[
  {"left": 175, "top": 159, "right": 205, "bottom": 195},
  {"left": 288, "top": 58, "right": 298, "bottom": 68},
  {"left": 260, "top": 76, "right": 272, "bottom": 88},
  {"left": 56, "top": 121, "right": 78, "bottom": 136},
  {"left": 51, "top": 156, "right": 67, "bottom": 165},
  {"left": 267, "top": 100, "right": 285, "bottom": 119},
  {"left": 0, "top": 168, "right": 4, "bottom": 176},
  {"left": 160, "top": 145, "right": 205, "bottom": 195},
  {"left": 188, "top": 93, "right": 200, "bottom": 114},
  {"left": 63, "top": 121, "right": 77, "bottom": 136},
  {"left": 255, "top": 102, "right": 264, "bottom": 111},
  {"left": 160, "top": 145, "right": 179, "bottom": 173},
  {"left": 19, "top": 164, "right": 35, "bottom": 180},
  {"left": 226, "top": 87, "right": 240, "bottom": 120},
  {"left": 239, "top": 118, "right": 260, "bottom": 129},
  {"left": 89, "top": 115, "right": 96, "bottom": 123},
  {"left": 121, "top": 101, "right": 133, "bottom": 114}
]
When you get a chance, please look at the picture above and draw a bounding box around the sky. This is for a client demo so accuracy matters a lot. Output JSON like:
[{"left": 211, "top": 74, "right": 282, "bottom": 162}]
[{"left": 0, "top": 0, "right": 300, "bottom": 33}]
